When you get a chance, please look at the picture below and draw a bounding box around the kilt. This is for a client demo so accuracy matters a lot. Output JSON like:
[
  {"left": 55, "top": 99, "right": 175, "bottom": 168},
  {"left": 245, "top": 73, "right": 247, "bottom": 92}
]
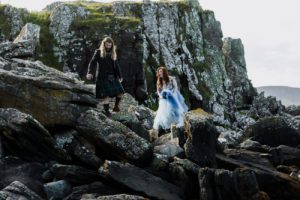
[{"left": 96, "top": 78, "right": 125, "bottom": 99}]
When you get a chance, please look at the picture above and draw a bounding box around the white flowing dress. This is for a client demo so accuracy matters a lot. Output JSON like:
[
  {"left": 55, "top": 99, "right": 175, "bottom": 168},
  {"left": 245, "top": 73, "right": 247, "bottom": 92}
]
[{"left": 153, "top": 76, "right": 188, "bottom": 130}]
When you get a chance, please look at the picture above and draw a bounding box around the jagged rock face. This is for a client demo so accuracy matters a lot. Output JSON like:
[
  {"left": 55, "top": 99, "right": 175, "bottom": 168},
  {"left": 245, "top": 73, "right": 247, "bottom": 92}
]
[
  {"left": 47, "top": 2, "right": 147, "bottom": 100},
  {"left": 286, "top": 105, "right": 300, "bottom": 116},
  {"left": 142, "top": 1, "right": 204, "bottom": 106},
  {"left": 2, "top": 2, "right": 299, "bottom": 199},
  {"left": 43, "top": 2, "right": 64, "bottom": 12},
  {"left": 53, "top": 129, "right": 102, "bottom": 169},
  {"left": 248, "top": 92, "right": 285, "bottom": 119},
  {"left": 48, "top": 3, "right": 89, "bottom": 72},
  {"left": 13, "top": 23, "right": 40, "bottom": 44},
  {"left": 223, "top": 37, "right": 257, "bottom": 108},
  {"left": 39, "top": 1, "right": 258, "bottom": 116},
  {"left": 76, "top": 109, "right": 152, "bottom": 164},
  {"left": 184, "top": 109, "right": 220, "bottom": 167},
  {"left": 0, "top": 40, "right": 35, "bottom": 58},
  {"left": 0, "top": 58, "right": 97, "bottom": 126},
  {"left": 141, "top": 2, "right": 257, "bottom": 123},
  {"left": 0, "top": 108, "right": 69, "bottom": 162},
  {"left": 0, "top": 181, "right": 44, "bottom": 200},
  {"left": 243, "top": 116, "right": 300, "bottom": 147},
  {"left": 0, "top": 5, "right": 26, "bottom": 42},
  {"left": 199, "top": 10, "right": 228, "bottom": 111},
  {"left": 0, "top": 157, "right": 46, "bottom": 198},
  {"left": 108, "top": 93, "right": 155, "bottom": 140},
  {"left": 117, "top": 30, "right": 147, "bottom": 101},
  {"left": 1, "top": 1, "right": 267, "bottom": 124}
]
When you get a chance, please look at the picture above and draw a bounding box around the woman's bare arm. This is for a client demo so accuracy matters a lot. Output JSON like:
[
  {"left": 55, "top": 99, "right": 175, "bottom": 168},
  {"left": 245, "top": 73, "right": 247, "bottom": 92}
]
[{"left": 157, "top": 84, "right": 163, "bottom": 99}]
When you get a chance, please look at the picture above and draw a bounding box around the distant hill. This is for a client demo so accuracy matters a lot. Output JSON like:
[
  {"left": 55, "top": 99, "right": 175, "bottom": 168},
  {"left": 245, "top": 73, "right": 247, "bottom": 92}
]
[{"left": 257, "top": 86, "right": 300, "bottom": 106}]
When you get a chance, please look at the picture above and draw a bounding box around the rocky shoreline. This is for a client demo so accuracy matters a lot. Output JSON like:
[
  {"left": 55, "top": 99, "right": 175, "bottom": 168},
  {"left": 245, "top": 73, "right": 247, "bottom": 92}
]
[{"left": 1, "top": 1, "right": 300, "bottom": 200}]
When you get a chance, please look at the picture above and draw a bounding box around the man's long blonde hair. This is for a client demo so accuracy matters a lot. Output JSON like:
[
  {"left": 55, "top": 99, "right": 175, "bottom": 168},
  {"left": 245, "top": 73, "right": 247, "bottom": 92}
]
[{"left": 99, "top": 36, "right": 117, "bottom": 60}]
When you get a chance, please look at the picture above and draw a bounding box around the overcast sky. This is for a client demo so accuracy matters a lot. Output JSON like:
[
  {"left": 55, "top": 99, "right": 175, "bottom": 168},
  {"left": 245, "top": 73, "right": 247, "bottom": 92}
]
[{"left": 1, "top": 0, "right": 299, "bottom": 88}]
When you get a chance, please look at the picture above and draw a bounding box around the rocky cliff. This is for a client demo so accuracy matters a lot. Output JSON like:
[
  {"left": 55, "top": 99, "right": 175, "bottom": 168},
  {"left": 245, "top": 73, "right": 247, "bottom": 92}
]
[
  {"left": 1, "top": 1, "right": 300, "bottom": 200},
  {"left": 0, "top": 0, "right": 256, "bottom": 110}
]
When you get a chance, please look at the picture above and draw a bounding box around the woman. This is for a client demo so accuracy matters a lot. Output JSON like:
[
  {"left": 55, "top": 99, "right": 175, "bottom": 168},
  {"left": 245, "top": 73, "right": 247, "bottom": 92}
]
[
  {"left": 86, "top": 37, "right": 125, "bottom": 116},
  {"left": 153, "top": 66, "right": 188, "bottom": 131}
]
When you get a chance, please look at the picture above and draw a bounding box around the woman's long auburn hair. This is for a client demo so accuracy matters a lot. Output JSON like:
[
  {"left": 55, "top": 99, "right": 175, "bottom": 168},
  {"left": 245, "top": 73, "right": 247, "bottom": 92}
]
[
  {"left": 156, "top": 66, "right": 170, "bottom": 91},
  {"left": 99, "top": 36, "right": 117, "bottom": 60}
]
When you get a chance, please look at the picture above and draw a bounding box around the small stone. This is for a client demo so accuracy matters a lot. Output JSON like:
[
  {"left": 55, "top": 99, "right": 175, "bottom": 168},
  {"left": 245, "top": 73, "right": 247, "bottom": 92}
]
[
  {"left": 42, "top": 170, "right": 54, "bottom": 182},
  {"left": 43, "top": 180, "right": 72, "bottom": 200}
]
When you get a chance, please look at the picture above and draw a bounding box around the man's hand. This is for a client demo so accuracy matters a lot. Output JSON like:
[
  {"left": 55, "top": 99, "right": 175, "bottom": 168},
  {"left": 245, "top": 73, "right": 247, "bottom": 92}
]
[{"left": 86, "top": 73, "right": 93, "bottom": 80}]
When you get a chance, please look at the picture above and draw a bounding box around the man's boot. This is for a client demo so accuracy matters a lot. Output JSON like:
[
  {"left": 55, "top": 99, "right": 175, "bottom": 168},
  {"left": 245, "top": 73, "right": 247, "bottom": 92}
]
[
  {"left": 103, "top": 104, "right": 111, "bottom": 117},
  {"left": 113, "top": 96, "right": 121, "bottom": 112}
]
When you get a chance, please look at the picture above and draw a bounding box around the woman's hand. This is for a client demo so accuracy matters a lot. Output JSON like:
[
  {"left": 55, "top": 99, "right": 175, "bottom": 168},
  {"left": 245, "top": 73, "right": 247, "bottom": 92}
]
[
  {"left": 119, "top": 78, "right": 123, "bottom": 82},
  {"left": 86, "top": 73, "right": 93, "bottom": 80},
  {"left": 162, "top": 90, "right": 170, "bottom": 99}
]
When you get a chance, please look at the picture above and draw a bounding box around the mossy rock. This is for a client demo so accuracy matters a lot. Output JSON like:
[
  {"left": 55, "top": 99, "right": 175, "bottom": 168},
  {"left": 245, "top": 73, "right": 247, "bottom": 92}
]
[
  {"left": 0, "top": 5, "right": 26, "bottom": 40},
  {"left": 0, "top": 5, "right": 11, "bottom": 39},
  {"left": 197, "top": 79, "right": 213, "bottom": 100},
  {"left": 69, "top": 1, "right": 141, "bottom": 36},
  {"left": 21, "top": 11, "right": 63, "bottom": 70},
  {"left": 188, "top": 108, "right": 211, "bottom": 118}
]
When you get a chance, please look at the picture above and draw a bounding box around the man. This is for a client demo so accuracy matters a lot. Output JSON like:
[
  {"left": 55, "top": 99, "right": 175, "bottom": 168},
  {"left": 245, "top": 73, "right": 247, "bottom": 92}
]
[{"left": 86, "top": 37, "right": 124, "bottom": 116}]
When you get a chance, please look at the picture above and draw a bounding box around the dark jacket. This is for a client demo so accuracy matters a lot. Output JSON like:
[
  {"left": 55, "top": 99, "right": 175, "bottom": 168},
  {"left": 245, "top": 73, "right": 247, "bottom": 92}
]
[{"left": 87, "top": 49, "right": 122, "bottom": 83}]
